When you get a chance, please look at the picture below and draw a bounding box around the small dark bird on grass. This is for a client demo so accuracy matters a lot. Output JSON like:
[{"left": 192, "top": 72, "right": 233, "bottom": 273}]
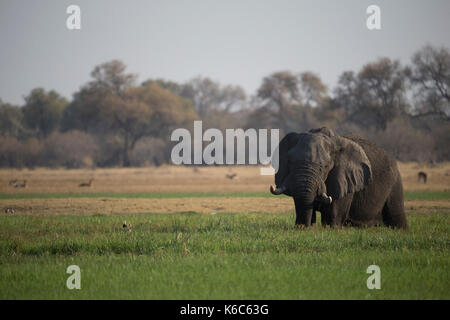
[{"left": 123, "top": 221, "right": 132, "bottom": 232}]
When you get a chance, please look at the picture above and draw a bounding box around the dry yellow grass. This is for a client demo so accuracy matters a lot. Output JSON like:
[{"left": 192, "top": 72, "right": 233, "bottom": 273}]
[
  {"left": 397, "top": 162, "right": 450, "bottom": 192},
  {"left": 0, "top": 165, "right": 271, "bottom": 194},
  {"left": 1, "top": 162, "right": 449, "bottom": 195},
  {"left": 0, "top": 163, "right": 448, "bottom": 216}
]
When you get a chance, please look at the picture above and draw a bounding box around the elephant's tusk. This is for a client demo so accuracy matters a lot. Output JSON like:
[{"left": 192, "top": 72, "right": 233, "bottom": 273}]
[
  {"left": 317, "top": 193, "right": 333, "bottom": 205},
  {"left": 270, "top": 185, "right": 285, "bottom": 195}
]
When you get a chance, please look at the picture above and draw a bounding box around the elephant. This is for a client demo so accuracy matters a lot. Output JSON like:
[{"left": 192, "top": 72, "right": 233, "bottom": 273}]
[{"left": 270, "top": 127, "right": 408, "bottom": 229}]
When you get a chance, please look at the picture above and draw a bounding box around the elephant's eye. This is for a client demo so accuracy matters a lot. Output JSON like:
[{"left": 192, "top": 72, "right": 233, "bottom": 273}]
[{"left": 322, "top": 162, "right": 332, "bottom": 170}]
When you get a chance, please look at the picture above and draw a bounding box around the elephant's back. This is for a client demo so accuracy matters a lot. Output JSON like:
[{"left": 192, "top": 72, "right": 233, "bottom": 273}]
[{"left": 344, "top": 134, "right": 396, "bottom": 166}]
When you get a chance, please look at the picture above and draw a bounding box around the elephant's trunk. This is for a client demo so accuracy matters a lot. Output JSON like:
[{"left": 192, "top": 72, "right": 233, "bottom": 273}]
[
  {"left": 290, "top": 163, "right": 319, "bottom": 198},
  {"left": 293, "top": 181, "right": 317, "bottom": 227},
  {"left": 294, "top": 201, "right": 314, "bottom": 227},
  {"left": 290, "top": 162, "right": 322, "bottom": 226}
]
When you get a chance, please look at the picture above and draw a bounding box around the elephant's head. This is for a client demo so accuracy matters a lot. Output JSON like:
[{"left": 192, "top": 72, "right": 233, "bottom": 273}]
[{"left": 270, "top": 127, "right": 372, "bottom": 226}]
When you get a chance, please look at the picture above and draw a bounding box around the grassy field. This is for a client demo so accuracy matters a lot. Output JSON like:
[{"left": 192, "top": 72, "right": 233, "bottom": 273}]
[{"left": 0, "top": 163, "right": 449, "bottom": 299}]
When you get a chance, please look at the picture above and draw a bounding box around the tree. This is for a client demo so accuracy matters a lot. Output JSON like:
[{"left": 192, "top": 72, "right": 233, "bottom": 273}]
[
  {"left": 144, "top": 77, "right": 247, "bottom": 128},
  {"left": 98, "top": 83, "right": 196, "bottom": 166},
  {"left": 62, "top": 60, "right": 138, "bottom": 133},
  {"left": 408, "top": 45, "right": 450, "bottom": 116},
  {"left": 0, "top": 100, "right": 23, "bottom": 137},
  {"left": 334, "top": 58, "right": 409, "bottom": 130},
  {"left": 298, "top": 71, "right": 328, "bottom": 107},
  {"left": 22, "top": 88, "right": 67, "bottom": 138},
  {"left": 333, "top": 71, "right": 364, "bottom": 124},
  {"left": 63, "top": 60, "right": 198, "bottom": 166},
  {"left": 254, "top": 71, "right": 326, "bottom": 134},
  {"left": 89, "top": 60, "right": 137, "bottom": 96},
  {"left": 99, "top": 93, "right": 152, "bottom": 166},
  {"left": 135, "top": 82, "right": 197, "bottom": 136},
  {"left": 256, "top": 71, "right": 301, "bottom": 134},
  {"left": 217, "top": 84, "right": 247, "bottom": 113},
  {"left": 61, "top": 85, "right": 106, "bottom": 132},
  {"left": 178, "top": 77, "right": 246, "bottom": 117},
  {"left": 142, "top": 79, "right": 185, "bottom": 96}
]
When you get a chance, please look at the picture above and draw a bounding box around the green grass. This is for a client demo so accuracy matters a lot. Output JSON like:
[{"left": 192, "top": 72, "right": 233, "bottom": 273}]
[
  {"left": 0, "top": 211, "right": 449, "bottom": 299},
  {"left": 0, "top": 190, "right": 448, "bottom": 200}
]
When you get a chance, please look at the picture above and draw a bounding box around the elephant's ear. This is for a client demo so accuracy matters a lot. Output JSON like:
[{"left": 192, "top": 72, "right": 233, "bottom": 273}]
[{"left": 325, "top": 137, "right": 372, "bottom": 199}]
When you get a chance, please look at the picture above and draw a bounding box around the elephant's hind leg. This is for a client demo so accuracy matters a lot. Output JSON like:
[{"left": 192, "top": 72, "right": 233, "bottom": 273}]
[{"left": 382, "top": 178, "right": 409, "bottom": 230}]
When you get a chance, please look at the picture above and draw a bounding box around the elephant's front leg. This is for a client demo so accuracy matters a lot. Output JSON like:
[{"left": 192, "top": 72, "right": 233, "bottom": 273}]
[
  {"left": 322, "top": 196, "right": 353, "bottom": 227},
  {"left": 319, "top": 204, "right": 334, "bottom": 227},
  {"left": 330, "top": 204, "right": 340, "bottom": 227}
]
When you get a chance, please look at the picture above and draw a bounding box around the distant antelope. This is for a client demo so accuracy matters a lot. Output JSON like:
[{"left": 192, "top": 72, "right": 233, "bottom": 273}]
[
  {"left": 4, "top": 207, "right": 15, "bottom": 214},
  {"left": 226, "top": 173, "right": 237, "bottom": 180},
  {"left": 14, "top": 180, "right": 27, "bottom": 188},
  {"left": 79, "top": 179, "right": 94, "bottom": 187},
  {"left": 417, "top": 171, "right": 427, "bottom": 184},
  {"left": 8, "top": 179, "right": 18, "bottom": 187}
]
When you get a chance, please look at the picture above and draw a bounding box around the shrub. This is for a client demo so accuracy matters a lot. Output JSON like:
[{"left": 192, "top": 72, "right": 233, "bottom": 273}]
[
  {"left": 129, "top": 137, "right": 167, "bottom": 166},
  {"left": 41, "top": 131, "right": 99, "bottom": 168}
]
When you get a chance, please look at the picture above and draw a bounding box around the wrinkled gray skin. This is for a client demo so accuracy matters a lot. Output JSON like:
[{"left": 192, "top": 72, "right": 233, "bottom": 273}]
[{"left": 270, "top": 127, "right": 408, "bottom": 229}]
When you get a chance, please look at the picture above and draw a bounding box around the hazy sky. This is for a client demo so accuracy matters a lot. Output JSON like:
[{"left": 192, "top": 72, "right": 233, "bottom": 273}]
[{"left": 1, "top": 0, "right": 449, "bottom": 105}]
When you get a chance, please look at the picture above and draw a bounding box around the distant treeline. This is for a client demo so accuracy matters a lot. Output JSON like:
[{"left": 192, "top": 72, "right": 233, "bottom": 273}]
[{"left": 0, "top": 44, "right": 449, "bottom": 168}]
